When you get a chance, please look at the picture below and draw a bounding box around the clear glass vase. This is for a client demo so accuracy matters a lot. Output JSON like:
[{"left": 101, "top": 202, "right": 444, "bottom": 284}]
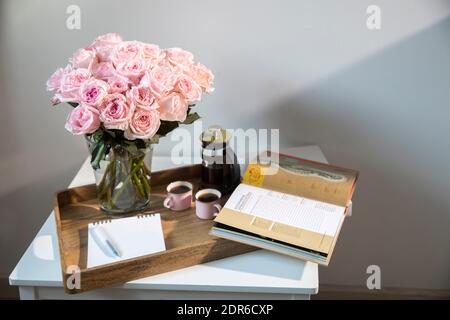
[{"left": 87, "top": 138, "right": 153, "bottom": 215}]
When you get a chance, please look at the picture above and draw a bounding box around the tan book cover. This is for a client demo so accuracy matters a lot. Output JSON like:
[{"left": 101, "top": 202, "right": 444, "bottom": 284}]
[{"left": 211, "top": 152, "right": 359, "bottom": 265}]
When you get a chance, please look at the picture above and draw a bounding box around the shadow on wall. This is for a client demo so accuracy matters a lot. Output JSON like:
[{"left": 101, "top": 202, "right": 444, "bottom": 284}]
[
  {"left": 0, "top": 2, "right": 19, "bottom": 160},
  {"left": 247, "top": 18, "right": 450, "bottom": 289},
  {"left": 0, "top": 165, "right": 82, "bottom": 276},
  {"left": 0, "top": 0, "right": 26, "bottom": 278},
  {"left": 0, "top": 1, "right": 85, "bottom": 277}
]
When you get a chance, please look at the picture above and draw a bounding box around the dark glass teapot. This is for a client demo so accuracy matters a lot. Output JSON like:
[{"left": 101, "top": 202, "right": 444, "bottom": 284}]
[{"left": 200, "top": 127, "right": 241, "bottom": 195}]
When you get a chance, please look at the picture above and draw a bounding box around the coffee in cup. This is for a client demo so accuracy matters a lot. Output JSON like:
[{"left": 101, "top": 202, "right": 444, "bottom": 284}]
[
  {"left": 164, "top": 181, "right": 193, "bottom": 211},
  {"left": 195, "top": 188, "right": 222, "bottom": 219}
]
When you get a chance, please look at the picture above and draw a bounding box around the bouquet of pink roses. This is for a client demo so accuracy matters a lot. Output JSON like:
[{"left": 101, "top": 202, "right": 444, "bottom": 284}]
[{"left": 46, "top": 33, "right": 214, "bottom": 213}]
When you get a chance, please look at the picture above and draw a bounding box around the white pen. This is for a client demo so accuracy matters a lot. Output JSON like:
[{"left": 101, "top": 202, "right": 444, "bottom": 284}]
[{"left": 90, "top": 226, "right": 122, "bottom": 258}]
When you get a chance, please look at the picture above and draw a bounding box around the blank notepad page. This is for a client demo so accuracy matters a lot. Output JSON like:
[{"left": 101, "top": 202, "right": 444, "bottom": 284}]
[{"left": 87, "top": 214, "right": 166, "bottom": 268}]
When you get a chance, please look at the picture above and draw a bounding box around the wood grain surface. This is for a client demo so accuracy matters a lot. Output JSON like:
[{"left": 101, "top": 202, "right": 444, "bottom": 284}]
[{"left": 53, "top": 164, "right": 256, "bottom": 294}]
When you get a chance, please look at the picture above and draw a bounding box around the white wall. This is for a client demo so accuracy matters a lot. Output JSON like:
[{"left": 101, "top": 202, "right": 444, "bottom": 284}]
[{"left": 1, "top": 0, "right": 450, "bottom": 290}]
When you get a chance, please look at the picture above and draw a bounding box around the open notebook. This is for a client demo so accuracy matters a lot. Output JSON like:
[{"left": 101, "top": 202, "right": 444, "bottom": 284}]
[
  {"left": 210, "top": 152, "right": 358, "bottom": 266},
  {"left": 87, "top": 214, "right": 166, "bottom": 268}
]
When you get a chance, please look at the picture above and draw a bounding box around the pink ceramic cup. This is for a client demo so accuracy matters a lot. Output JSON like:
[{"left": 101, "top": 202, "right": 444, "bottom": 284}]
[
  {"left": 163, "top": 181, "right": 193, "bottom": 211},
  {"left": 195, "top": 188, "right": 222, "bottom": 220}
]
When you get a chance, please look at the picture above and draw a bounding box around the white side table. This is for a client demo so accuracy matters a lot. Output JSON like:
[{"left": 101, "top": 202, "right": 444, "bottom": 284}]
[{"left": 9, "top": 145, "right": 333, "bottom": 300}]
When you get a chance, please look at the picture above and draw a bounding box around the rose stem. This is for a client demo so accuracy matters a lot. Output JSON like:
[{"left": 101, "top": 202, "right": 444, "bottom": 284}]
[{"left": 111, "top": 157, "right": 144, "bottom": 205}]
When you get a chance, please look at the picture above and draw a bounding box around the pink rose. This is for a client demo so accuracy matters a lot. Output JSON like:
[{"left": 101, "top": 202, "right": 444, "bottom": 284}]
[
  {"left": 111, "top": 41, "right": 143, "bottom": 66},
  {"left": 175, "top": 75, "right": 202, "bottom": 103},
  {"left": 65, "top": 104, "right": 100, "bottom": 135},
  {"left": 107, "top": 75, "right": 130, "bottom": 93},
  {"left": 125, "top": 107, "right": 160, "bottom": 140},
  {"left": 140, "top": 71, "right": 165, "bottom": 98},
  {"left": 89, "top": 33, "right": 123, "bottom": 61},
  {"left": 70, "top": 48, "right": 97, "bottom": 70},
  {"left": 115, "top": 59, "right": 148, "bottom": 85},
  {"left": 150, "top": 65, "right": 177, "bottom": 92},
  {"left": 165, "top": 47, "right": 194, "bottom": 66},
  {"left": 78, "top": 79, "right": 109, "bottom": 106},
  {"left": 127, "top": 86, "right": 157, "bottom": 108},
  {"left": 57, "top": 68, "right": 91, "bottom": 102},
  {"left": 157, "top": 92, "right": 188, "bottom": 122},
  {"left": 50, "top": 95, "right": 61, "bottom": 105},
  {"left": 91, "top": 33, "right": 123, "bottom": 47},
  {"left": 92, "top": 62, "right": 115, "bottom": 80},
  {"left": 142, "top": 43, "right": 163, "bottom": 61},
  {"left": 46, "top": 64, "right": 71, "bottom": 92},
  {"left": 188, "top": 63, "right": 214, "bottom": 93},
  {"left": 99, "top": 93, "right": 133, "bottom": 130}
]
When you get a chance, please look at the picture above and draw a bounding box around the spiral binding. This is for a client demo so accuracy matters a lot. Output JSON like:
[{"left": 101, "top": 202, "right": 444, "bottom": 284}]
[
  {"left": 93, "top": 219, "right": 112, "bottom": 225},
  {"left": 136, "top": 213, "right": 156, "bottom": 219},
  {"left": 92, "top": 213, "right": 157, "bottom": 225}
]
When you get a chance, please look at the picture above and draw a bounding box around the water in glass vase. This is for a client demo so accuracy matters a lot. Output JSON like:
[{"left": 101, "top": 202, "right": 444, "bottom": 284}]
[{"left": 92, "top": 143, "right": 153, "bottom": 215}]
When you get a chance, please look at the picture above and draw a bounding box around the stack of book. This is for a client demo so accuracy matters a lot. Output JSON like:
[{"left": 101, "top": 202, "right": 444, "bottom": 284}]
[{"left": 210, "top": 152, "right": 358, "bottom": 265}]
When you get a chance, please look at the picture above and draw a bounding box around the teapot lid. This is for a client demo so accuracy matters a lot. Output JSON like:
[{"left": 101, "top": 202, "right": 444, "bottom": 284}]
[{"left": 200, "top": 125, "right": 232, "bottom": 147}]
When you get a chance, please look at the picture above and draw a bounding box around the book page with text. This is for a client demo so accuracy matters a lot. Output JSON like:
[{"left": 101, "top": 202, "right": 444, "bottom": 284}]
[{"left": 224, "top": 184, "right": 345, "bottom": 237}]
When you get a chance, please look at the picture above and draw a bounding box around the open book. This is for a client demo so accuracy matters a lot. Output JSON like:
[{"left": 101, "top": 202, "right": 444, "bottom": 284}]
[{"left": 210, "top": 152, "right": 358, "bottom": 265}]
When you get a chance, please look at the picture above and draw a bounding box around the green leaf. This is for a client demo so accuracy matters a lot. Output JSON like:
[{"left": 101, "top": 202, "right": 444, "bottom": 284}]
[
  {"left": 125, "top": 143, "right": 139, "bottom": 157},
  {"left": 105, "top": 128, "right": 126, "bottom": 140},
  {"left": 67, "top": 102, "right": 79, "bottom": 108},
  {"left": 123, "top": 139, "right": 143, "bottom": 150},
  {"left": 89, "top": 129, "right": 104, "bottom": 143},
  {"left": 157, "top": 121, "right": 179, "bottom": 136},
  {"left": 149, "top": 135, "right": 160, "bottom": 144},
  {"left": 182, "top": 112, "right": 200, "bottom": 125},
  {"left": 90, "top": 140, "right": 106, "bottom": 170}
]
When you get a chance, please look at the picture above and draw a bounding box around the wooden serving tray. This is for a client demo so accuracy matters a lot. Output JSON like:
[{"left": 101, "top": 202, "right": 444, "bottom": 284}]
[{"left": 54, "top": 164, "right": 256, "bottom": 294}]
